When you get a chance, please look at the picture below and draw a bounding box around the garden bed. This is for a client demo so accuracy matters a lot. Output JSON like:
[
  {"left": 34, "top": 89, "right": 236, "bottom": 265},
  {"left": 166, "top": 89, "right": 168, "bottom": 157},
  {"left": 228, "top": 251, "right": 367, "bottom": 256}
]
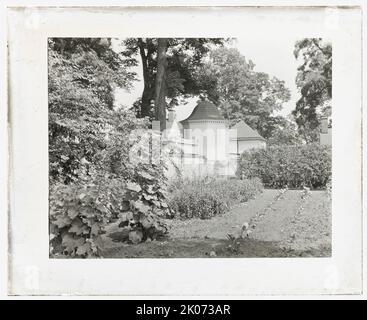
[{"left": 102, "top": 189, "right": 331, "bottom": 258}]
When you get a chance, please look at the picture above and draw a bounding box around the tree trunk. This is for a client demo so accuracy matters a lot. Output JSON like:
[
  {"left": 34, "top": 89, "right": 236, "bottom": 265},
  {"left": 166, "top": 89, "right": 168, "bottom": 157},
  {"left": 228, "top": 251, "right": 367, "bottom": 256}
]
[
  {"left": 140, "top": 84, "right": 154, "bottom": 118},
  {"left": 138, "top": 39, "right": 154, "bottom": 118},
  {"left": 154, "top": 38, "right": 168, "bottom": 131}
]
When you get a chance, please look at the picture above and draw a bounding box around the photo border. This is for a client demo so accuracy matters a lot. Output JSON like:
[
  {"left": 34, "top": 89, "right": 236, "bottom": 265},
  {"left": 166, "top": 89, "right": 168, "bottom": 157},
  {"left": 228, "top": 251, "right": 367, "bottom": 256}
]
[{"left": 3, "top": 3, "right": 363, "bottom": 296}]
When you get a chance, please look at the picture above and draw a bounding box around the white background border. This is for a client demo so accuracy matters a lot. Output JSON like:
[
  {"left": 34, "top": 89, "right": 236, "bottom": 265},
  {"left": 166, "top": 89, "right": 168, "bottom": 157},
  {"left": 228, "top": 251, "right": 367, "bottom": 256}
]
[{"left": 0, "top": 1, "right": 365, "bottom": 298}]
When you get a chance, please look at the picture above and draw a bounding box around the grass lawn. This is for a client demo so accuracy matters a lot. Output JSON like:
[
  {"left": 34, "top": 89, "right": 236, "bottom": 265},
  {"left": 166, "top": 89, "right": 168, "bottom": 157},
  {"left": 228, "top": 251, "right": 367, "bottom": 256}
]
[{"left": 102, "top": 189, "right": 331, "bottom": 258}]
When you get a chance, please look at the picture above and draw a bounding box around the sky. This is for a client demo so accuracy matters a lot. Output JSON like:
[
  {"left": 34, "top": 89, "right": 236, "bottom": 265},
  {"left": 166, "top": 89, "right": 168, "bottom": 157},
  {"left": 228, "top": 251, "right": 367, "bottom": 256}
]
[{"left": 114, "top": 37, "right": 301, "bottom": 121}]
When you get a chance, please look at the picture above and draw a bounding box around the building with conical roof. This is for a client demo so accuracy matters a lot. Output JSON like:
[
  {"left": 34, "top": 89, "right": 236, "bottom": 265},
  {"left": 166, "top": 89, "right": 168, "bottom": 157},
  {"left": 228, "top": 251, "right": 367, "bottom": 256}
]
[
  {"left": 165, "top": 100, "right": 266, "bottom": 177},
  {"left": 181, "top": 100, "right": 225, "bottom": 122}
]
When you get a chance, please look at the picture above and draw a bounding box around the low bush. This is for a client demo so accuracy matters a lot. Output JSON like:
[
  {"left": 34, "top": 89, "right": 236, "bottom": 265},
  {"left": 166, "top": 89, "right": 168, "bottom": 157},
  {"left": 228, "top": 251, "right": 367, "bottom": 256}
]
[
  {"left": 168, "top": 177, "right": 263, "bottom": 219},
  {"left": 49, "top": 163, "right": 171, "bottom": 258},
  {"left": 238, "top": 143, "right": 331, "bottom": 189},
  {"left": 49, "top": 181, "right": 114, "bottom": 258}
]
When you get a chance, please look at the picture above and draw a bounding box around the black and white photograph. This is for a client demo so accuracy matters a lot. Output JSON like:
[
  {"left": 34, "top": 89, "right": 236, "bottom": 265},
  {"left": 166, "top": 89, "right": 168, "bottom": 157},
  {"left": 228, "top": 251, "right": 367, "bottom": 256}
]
[
  {"left": 4, "top": 4, "right": 363, "bottom": 296},
  {"left": 48, "top": 36, "right": 332, "bottom": 259}
]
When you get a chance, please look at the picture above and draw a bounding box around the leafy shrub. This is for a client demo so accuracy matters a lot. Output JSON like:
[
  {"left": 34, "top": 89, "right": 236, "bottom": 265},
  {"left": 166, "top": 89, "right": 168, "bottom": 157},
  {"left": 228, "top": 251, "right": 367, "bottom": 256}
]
[
  {"left": 115, "top": 163, "right": 170, "bottom": 244},
  {"left": 48, "top": 38, "right": 140, "bottom": 184},
  {"left": 49, "top": 163, "right": 171, "bottom": 257},
  {"left": 49, "top": 181, "right": 115, "bottom": 258},
  {"left": 239, "top": 144, "right": 331, "bottom": 189},
  {"left": 48, "top": 39, "right": 172, "bottom": 257},
  {"left": 168, "top": 176, "right": 263, "bottom": 219},
  {"left": 49, "top": 109, "right": 171, "bottom": 257}
]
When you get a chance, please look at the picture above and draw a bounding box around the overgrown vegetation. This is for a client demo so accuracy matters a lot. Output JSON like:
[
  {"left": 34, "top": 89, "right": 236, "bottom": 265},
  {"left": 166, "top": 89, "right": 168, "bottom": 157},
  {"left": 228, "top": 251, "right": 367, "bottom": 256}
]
[
  {"left": 49, "top": 38, "right": 171, "bottom": 258},
  {"left": 293, "top": 38, "right": 332, "bottom": 142},
  {"left": 168, "top": 176, "right": 263, "bottom": 219},
  {"left": 239, "top": 144, "right": 331, "bottom": 189},
  {"left": 49, "top": 162, "right": 172, "bottom": 257}
]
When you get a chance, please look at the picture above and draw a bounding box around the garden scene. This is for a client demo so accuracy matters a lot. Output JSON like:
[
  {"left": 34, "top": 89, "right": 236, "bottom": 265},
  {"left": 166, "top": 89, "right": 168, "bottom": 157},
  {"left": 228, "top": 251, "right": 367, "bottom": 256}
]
[{"left": 49, "top": 38, "right": 332, "bottom": 258}]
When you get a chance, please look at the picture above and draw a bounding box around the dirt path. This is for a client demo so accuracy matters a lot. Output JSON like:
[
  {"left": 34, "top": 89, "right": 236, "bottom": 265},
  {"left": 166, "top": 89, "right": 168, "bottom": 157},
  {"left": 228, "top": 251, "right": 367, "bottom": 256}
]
[{"left": 102, "top": 189, "right": 331, "bottom": 258}]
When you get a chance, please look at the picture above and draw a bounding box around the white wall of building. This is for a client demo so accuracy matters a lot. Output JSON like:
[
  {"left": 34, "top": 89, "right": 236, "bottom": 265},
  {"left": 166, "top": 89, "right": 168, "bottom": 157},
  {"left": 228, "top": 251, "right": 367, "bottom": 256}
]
[
  {"left": 165, "top": 119, "right": 266, "bottom": 178},
  {"left": 183, "top": 120, "right": 229, "bottom": 162}
]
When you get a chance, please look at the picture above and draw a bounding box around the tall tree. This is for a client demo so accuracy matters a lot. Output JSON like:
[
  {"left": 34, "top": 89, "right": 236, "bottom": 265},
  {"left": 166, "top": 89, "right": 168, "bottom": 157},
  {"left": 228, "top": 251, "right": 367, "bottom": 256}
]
[
  {"left": 121, "top": 38, "right": 228, "bottom": 122},
  {"left": 154, "top": 38, "right": 168, "bottom": 131},
  {"left": 293, "top": 38, "right": 332, "bottom": 142},
  {"left": 48, "top": 38, "right": 138, "bottom": 183},
  {"left": 266, "top": 116, "right": 302, "bottom": 146},
  {"left": 198, "top": 47, "right": 291, "bottom": 139}
]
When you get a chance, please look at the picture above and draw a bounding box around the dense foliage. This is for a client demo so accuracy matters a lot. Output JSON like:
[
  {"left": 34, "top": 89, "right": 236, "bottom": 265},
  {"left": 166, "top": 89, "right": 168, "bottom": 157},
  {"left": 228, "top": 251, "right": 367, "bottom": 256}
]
[
  {"left": 49, "top": 38, "right": 171, "bottom": 257},
  {"left": 49, "top": 38, "right": 138, "bottom": 183},
  {"left": 293, "top": 38, "right": 332, "bottom": 142},
  {"left": 49, "top": 179, "right": 122, "bottom": 257},
  {"left": 113, "top": 163, "right": 171, "bottom": 244},
  {"left": 121, "top": 38, "right": 229, "bottom": 118},
  {"left": 198, "top": 47, "right": 291, "bottom": 139},
  {"left": 49, "top": 161, "right": 172, "bottom": 257},
  {"left": 168, "top": 177, "right": 263, "bottom": 219},
  {"left": 266, "top": 116, "right": 303, "bottom": 146},
  {"left": 239, "top": 144, "right": 331, "bottom": 189}
]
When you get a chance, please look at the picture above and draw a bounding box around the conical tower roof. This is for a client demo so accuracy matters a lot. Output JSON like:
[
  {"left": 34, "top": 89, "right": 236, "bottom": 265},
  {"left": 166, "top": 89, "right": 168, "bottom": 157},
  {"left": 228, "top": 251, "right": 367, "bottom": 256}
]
[{"left": 181, "top": 101, "right": 225, "bottom": 122}]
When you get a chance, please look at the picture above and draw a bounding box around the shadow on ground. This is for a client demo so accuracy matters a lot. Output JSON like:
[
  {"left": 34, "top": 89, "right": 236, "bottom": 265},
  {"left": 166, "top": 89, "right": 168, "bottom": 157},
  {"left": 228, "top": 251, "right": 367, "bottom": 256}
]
[{"left": 102, "top": 235, "right": 331, "bottom": 258}]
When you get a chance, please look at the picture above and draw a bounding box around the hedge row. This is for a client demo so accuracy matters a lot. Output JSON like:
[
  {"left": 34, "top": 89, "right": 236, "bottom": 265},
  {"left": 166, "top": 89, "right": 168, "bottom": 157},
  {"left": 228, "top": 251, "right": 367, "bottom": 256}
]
[
  {"left": 238, "top": 143, "right": 331, "bottom": 189},
  {"left": 168, "top": 177, "right": 263, "bottom": 219}
]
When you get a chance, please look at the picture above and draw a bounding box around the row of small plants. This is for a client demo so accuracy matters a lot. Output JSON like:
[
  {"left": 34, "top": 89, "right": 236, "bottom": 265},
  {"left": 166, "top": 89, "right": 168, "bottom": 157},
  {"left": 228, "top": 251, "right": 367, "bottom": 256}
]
[
  {"left": 168, "top": 176, "right": 263, "bottom": 219},
  {"left": 238, "top": 143, "right": 331, "bottom": 189}
]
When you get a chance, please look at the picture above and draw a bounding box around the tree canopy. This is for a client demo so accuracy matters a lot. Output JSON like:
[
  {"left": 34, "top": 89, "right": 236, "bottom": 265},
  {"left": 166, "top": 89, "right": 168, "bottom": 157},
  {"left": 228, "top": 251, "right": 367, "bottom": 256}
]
[
  {"left": 120, "top": 38, "right": 229, "bottom": 120},
  {"left": 266, "top": 116, "right": 302, "bottom": 146},
  {"left": 197, "top": 47, "right": 291, "bottom": 139},
  {"left": 293, "top": 38, "right": 332, "bottom": 142},
  {"left": 48, "top": 38, "right": 141, "bottom": 183}
]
